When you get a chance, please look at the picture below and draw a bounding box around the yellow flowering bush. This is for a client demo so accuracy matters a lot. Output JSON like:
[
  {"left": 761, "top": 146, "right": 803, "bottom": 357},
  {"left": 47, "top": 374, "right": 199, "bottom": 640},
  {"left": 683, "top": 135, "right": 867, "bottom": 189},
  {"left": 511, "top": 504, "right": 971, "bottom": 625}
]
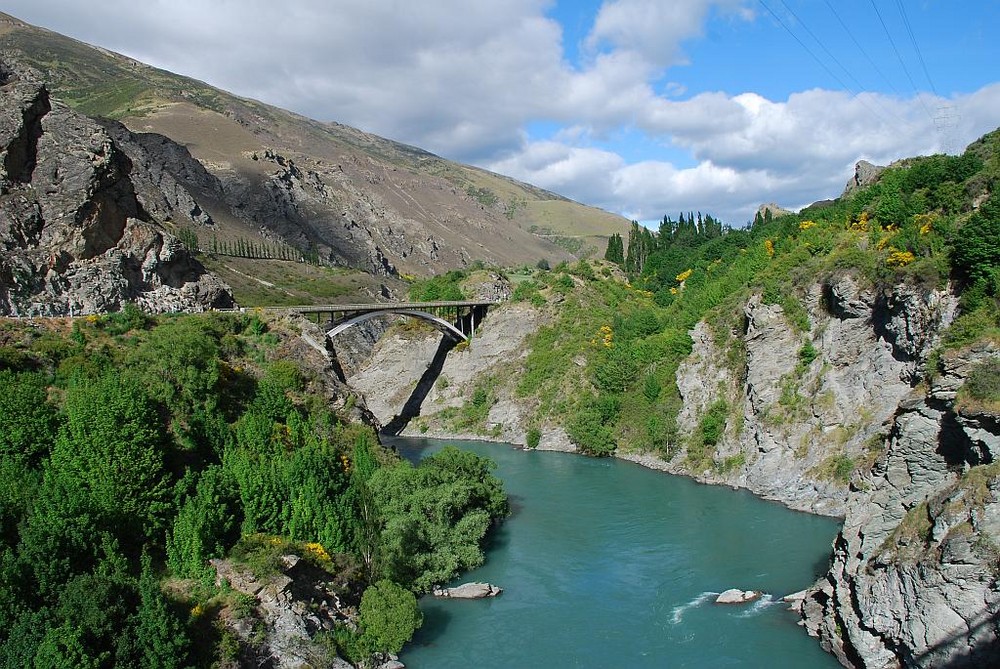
[
  {"left": 764, "top": 239, "right": 775, "bottom": 257},
  {"left": 848, "top": 211, "right": 869, "bottom": 232},
  {"left": 598, "top": 325, "right": 613, "bottom": 348},
  {"left": 675, "top": 269, "right": 693, "bottom": 283},
  {"left": 304, "top": 542, "right": 332, "bottom": 564},
  {"left": 915, "top": 213, "right": 936, "bottom": 236},
  {"left": 886, "top": 249, "right": 916, "bottom": 267},
  {"left": 798, "top": 220, "right": 816, "bottom": 230}
]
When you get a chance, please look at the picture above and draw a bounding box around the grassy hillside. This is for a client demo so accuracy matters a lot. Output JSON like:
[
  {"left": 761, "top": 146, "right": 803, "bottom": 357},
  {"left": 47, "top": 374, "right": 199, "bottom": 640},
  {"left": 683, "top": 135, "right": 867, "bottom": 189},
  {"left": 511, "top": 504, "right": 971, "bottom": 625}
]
[{"left": 0, "top": 11, "right": 630, "bottom": 288}]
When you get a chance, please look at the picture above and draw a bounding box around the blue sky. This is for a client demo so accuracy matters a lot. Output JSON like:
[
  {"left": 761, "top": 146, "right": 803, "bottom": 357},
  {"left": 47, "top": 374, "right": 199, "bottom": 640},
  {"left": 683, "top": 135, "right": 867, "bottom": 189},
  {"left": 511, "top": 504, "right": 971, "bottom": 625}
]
[{"left": 5, "top": 1, "right": 999, "bottom": 225}]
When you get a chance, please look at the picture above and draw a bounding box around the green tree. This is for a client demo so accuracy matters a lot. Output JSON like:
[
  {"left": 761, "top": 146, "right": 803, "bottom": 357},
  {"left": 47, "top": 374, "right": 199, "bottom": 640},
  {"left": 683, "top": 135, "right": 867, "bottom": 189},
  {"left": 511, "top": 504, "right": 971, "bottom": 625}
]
[
  {"left": 51, "top": 374, "right": 171, "bottom": 544},
  {"left": 370, "top": 448, "right": 507, "bottom": 591},
  {"left": 604, "top": 233, "right": 625, "bottom": 264},
  {"left": 167, "top": 466, "right": 239, "bottom": 578},
  {"left": 950, "top": 195, "right": 1000, "bottom": 292},
  {"left": 128, "top": 555, "right": 191, "bottom": 669},
  {"left": 0, "top": 370, "right": 59, "bottom": 465},
  {"left": 358, "top": 580, "right": 422, "bottom": 655}
]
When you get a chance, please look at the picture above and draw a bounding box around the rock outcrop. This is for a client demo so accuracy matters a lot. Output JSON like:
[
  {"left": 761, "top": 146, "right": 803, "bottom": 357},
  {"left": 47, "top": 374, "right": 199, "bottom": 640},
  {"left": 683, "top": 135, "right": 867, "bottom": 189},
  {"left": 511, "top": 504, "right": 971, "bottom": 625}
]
[
  {"left": 211, "top": 555, "right": 356, "bottom": 669},
  {"left": 0, "top": 61, "right": 233, "bottom": 315},
  {"left": 800, "top": 344, "right": 1000, "bottom": 668},
  {"left": 843, "top": 160, "right": 886, "bottom": 195},
  {"left": 432, "top": 582, "right": 503, "bottom": 599},
  {"left": 715, "top": 589, "right": 763, "bottom": 604},
  {"left": 666, "top": 274, "right": 957, "bottom": 516}
]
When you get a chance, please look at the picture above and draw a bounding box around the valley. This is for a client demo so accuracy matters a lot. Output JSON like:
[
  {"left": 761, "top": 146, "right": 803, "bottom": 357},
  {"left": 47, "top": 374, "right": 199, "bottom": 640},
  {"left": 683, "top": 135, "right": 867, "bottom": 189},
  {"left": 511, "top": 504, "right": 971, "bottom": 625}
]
[{"left": 1, "top": 8, "right": 999, "bottom": 668}]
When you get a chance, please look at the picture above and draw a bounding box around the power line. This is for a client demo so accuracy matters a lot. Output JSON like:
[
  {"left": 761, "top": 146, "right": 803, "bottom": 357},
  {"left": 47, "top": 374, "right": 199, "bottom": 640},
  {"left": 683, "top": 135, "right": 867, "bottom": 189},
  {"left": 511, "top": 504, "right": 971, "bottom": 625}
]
[
  {"left": 822, "top": 0, "right": 902, "bottom": 98},
  {"left": 775, "top": 0, "right": 872, "bottom": 95},
  {"left": 757, "top": 1, "right": 857, "bottom": 94},
  {"left": 893, "top": 0, "right": 938, "bottom": 96},
  {"left": 867, "top": 0, "right": 935, "bottom": 123},
  {"left": 758, "top": 0, "right": 899, "bottom": 126}
]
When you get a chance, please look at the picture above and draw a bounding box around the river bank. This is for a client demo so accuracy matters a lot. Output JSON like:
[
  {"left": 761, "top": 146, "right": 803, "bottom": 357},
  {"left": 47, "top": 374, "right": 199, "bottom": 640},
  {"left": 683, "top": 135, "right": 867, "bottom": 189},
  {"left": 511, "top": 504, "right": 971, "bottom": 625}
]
[{"left": 387, "top": 435, "right": 842, "bottom": 669}]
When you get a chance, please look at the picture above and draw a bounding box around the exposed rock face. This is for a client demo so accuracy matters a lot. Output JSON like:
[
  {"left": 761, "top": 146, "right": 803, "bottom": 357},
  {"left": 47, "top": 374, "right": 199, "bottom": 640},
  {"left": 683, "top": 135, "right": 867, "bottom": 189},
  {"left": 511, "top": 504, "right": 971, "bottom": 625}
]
[
  {"left": 800, "top": 344, "right": 1000, "bottom": 669},
  {"left": 843, "top": 160, "right": 886, "bottom": 196},
  {"left": 715, "top": 589, "right": 763, "bottom": 604},
  {"left": 432, "top": 582, "right": 503, "bottom": 598},
  {"left": 0, "top": 62, "right": 233, "bottom": 315},
  {"left": 347, "top": 300, "right": 550, "bottom": 443},
  {"left": 211, "top": 556, "right": 355, "bottom": 669},
  {"left": 668, "top": 274, "right": 957, "bottom": 515},
  {"left": 756, "top": 202, "right": 794, "bottom": 219}
]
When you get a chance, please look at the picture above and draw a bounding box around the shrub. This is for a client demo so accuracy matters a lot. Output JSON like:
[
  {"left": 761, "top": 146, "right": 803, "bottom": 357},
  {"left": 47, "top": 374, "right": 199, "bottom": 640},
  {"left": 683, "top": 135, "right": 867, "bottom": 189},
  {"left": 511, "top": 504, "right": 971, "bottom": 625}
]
[
  {"left": 698, "top": 400, "right": 728, "bottom": 447},
  {"left": 358, "top": 580, "right": 422, "bottom": 655},
  {"left": 962, "top": 358, "right": 1000, "bottom": 404},
  {"left": 798, "top": 341, "right": 818, "bottom": 366}
]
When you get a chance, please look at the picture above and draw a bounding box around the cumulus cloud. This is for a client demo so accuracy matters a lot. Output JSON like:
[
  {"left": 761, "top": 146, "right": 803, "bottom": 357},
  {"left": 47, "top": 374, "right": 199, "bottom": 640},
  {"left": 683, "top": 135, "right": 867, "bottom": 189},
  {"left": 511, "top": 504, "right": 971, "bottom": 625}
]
[{"left": 3, "top": 1, "right": 998, "bottom": 225}]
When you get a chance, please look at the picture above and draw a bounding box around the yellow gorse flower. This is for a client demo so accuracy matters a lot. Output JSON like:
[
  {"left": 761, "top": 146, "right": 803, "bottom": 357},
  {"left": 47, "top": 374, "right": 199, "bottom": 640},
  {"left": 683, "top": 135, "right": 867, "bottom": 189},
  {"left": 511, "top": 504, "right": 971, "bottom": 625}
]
[
  {"left": 798, "top": 220, "right": 816, "bottom": 230},
  {"left": 886, "top": 249, "right": 916, "bottom": 267},
  {"left": 848, "top": 211, "right": 869, "bottom": 232},
  {"left": 675, "top": 269, "right": 693, "bottom": 283},
  {"left": 598, "top": 325, "right": 613, "bottom": 348},
  {"left": 304, "top": 542, "right": 332, "bottom": 562}
]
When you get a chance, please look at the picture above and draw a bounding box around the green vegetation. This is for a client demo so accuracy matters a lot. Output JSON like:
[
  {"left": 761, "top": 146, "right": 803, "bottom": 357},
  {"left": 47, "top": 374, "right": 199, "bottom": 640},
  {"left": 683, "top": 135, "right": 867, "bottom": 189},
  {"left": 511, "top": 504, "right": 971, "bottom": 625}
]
[
  {"left": 957, "top": 357, "right": 1000, "bottom": 414},
  {"left": 0, "top": 312, "right": 507, "bottom": 666},
  {"left": 508, "top": 128, "right": 1000, "bottom": 470},
  {"left": 407, "top": 269, "right": 468, "bottom": 302},
  {"left": 199, "top": 255, "right": 373, "bottom": 307}
]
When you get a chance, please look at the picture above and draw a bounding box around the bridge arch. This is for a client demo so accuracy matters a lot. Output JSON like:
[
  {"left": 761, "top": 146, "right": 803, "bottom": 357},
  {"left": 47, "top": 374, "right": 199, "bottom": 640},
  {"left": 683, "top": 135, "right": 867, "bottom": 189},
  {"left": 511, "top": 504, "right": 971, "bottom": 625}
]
[{"left": 326, "top": 309, "right": 468, "bottom": 342}]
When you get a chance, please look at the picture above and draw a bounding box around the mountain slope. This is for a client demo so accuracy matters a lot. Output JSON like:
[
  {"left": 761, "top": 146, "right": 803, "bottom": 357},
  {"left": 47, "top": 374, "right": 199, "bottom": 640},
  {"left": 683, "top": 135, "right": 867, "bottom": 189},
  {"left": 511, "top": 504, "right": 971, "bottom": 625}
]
[{"left": 0, "top": 12, "right": 630, "bottom": 289}]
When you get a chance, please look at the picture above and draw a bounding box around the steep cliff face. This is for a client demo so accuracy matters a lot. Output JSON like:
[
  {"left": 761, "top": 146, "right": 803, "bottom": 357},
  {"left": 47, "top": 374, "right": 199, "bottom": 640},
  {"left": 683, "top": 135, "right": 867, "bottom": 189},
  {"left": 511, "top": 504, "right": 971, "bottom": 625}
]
[
  {"left": 669, "top": 275, "right": 957, "bottom": 515},
  {"left": 800, "top": 344, "right": 1000, "bottom": 668},
  {"left": 0, "top": 62, "right": 233, "bottom": 315}
]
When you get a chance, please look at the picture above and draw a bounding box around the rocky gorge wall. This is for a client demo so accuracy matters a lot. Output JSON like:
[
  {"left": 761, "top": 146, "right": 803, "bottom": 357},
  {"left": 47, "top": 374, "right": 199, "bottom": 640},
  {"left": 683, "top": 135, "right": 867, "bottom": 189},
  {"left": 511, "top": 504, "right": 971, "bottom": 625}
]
[
  {"left": 0, "top": 61, "right": 233, "bottom": 315},
  {"left": 343, "top": 270, "right": 1000, "bottom": 667},
  {"left": 800, "top": 343, "right": 1000, "bottom": 668}
]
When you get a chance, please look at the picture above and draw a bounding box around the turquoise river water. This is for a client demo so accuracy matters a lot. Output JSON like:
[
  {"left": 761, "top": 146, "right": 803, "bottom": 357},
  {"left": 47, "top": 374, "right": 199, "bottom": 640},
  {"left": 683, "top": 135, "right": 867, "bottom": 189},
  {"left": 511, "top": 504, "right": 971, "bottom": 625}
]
[{"left": 387, "top": 436, "right": 842, "bottom": 669}]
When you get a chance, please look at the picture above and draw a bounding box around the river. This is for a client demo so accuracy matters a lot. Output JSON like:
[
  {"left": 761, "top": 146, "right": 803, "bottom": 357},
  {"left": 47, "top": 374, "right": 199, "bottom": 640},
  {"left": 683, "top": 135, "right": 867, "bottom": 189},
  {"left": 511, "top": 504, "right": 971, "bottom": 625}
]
[{"left": 387, "top": 436, "right": 842, "bottom": 668}]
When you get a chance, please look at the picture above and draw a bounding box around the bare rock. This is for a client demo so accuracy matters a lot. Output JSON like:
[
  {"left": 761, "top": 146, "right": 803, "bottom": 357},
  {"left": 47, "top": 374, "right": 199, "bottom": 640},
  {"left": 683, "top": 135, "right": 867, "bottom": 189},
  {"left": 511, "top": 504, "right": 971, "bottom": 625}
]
[
  {"left": 843, "top": 159, "right": 885, "bottom": 195},
  {"left": 0, "top": 61, "right": 233, "bottom": 315},
  {"left": 433, "top": 582, "right": 503, "bottom": 599},
  {"left": 716, "top": 589, "right": 762, "bottom": 604},
  {"left": 800, "top": 349, "right": 1000, "bottom": 668}
]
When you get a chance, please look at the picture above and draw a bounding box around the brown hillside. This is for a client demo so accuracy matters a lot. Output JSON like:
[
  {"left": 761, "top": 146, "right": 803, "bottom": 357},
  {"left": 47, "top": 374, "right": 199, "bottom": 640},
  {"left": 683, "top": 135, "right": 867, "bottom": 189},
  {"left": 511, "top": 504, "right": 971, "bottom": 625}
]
[{"left": 0, "top": 12, "right": 630, "bottom": 286}]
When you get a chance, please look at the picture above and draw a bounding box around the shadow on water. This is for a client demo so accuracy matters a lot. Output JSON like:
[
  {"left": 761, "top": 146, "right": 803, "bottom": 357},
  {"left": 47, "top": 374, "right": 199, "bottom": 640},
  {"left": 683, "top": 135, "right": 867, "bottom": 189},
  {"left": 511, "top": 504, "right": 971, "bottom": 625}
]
[
  {"left": 409, "top": 603, "right": 454, "bottom": 649},
  {"left": 811, "top": 550, "right": 835, "bottom": 580}
]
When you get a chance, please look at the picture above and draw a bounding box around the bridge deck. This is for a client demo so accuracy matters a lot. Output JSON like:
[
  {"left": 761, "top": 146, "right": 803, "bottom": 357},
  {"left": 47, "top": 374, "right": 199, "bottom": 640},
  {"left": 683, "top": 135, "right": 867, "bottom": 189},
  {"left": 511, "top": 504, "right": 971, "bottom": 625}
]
[{"left": 276, "top": 300, "right": 498, "bottom": 314}]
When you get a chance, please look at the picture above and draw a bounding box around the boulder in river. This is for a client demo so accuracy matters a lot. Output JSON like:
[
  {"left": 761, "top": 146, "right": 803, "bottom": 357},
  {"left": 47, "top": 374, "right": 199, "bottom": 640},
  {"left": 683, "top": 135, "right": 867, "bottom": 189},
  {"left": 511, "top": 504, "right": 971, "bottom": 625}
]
[
  {"left": 715, "top": 589, "right": 762, "bottom": 604},
  {"left": 432, "top": 582, "right": 503, "bottom": 599}
]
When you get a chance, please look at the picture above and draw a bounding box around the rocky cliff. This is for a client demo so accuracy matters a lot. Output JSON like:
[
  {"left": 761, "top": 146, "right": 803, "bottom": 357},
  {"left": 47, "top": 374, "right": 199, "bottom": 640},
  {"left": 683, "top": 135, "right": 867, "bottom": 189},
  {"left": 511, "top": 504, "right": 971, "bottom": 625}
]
[
  {"left": 664, "top": 274, "right": 957, "bottom": 516},
  {"left": 342, "top": 268, "right": 1000, "bottom": 667},
  {"left": 0, "top": 61, "right": 233, "bottom": 315},
  {"left": 800, "top": 343, "right": 1000, "bottom": 668}
]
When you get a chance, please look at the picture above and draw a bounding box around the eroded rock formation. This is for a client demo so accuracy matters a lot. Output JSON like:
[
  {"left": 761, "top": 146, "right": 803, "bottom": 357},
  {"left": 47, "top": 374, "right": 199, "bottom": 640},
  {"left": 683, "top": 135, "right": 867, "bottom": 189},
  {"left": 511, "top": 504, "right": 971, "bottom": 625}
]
[
  {"left": 800, "top": 344, "right": 1000, "bottom": 668},
  {"left": 0, "top": 61, "right": 233, "bottom": 315}
]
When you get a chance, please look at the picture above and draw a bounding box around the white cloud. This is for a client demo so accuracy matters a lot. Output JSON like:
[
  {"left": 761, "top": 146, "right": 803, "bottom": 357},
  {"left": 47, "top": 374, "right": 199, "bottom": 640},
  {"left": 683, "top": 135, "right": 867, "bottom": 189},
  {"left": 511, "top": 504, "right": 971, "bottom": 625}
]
[
  {"left": 3, "top": 1, "right": 998, "bottom": 226},
  {"left": 586, "top": 0, "right": 748, "bottom": 69}
]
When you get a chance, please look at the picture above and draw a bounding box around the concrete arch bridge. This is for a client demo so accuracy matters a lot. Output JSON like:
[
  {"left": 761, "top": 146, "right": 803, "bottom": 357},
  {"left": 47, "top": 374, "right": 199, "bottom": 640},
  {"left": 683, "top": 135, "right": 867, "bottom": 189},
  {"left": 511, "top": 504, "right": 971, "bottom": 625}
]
[{"left": 286, "top": 300, "right": 497, "bottom": 342}]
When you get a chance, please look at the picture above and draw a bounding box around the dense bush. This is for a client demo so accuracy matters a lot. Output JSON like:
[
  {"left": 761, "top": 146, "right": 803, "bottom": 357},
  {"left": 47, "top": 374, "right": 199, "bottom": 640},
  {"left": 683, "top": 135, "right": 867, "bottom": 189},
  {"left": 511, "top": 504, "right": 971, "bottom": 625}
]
[{"left": 0, "top": 313, "right": 508, "bottom": 666}]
